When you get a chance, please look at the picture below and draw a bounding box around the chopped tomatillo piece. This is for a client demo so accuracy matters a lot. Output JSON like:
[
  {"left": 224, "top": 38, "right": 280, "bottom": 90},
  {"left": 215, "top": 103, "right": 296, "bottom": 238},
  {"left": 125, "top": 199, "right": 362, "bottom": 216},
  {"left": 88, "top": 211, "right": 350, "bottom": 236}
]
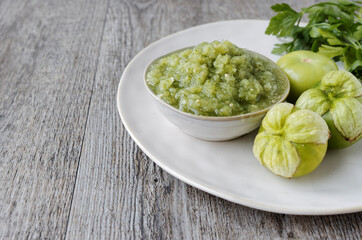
[
  {"left": 296, "top": 70, "right": 362, "bottom": 149},
  {"left": 253, "top": 103, "right": 329, "bottom": 178}
]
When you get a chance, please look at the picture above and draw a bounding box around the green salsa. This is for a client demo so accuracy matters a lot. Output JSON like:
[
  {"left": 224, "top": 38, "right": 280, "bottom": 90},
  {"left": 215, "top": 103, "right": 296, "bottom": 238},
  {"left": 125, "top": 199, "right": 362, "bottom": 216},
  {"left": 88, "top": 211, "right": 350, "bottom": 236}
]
[{"left": 146, "top": 40, "right": 287, "bottom": 116}]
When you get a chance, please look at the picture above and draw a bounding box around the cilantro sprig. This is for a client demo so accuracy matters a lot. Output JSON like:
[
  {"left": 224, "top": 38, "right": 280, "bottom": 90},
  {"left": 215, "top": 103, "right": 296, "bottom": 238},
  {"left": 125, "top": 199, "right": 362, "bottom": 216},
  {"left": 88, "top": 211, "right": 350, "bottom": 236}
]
[{"left": 265, "top": 0, "right": 362, "bottom": 79}]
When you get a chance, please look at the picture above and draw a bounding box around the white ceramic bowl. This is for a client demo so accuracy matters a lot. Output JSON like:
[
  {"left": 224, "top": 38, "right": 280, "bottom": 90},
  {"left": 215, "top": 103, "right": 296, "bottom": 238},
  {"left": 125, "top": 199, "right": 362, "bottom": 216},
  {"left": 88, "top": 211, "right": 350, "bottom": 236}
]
[{"left": 144, "top": 49, "right": 290, "bottom": 141}]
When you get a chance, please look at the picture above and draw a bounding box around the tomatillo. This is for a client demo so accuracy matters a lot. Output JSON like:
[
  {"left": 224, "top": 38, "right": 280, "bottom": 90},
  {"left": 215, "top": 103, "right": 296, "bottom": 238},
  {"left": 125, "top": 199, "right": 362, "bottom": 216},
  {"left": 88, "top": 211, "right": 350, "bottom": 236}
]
[
  {"left": 253, "top": 103, "right": 330, "bottom": 178},
  {"left": 296, "top": 70, "right": 362, "bottom": 149},
  {"left": 277, "top": 50, "right": 338, "bottom": 103}
]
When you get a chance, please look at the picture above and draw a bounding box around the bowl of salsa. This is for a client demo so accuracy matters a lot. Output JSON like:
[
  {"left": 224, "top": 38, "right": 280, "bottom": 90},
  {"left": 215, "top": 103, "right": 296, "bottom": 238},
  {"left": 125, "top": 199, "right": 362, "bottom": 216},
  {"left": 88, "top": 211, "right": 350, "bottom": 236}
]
[{"left": 144, "top": 40, "right": 289, "bottom": 141}]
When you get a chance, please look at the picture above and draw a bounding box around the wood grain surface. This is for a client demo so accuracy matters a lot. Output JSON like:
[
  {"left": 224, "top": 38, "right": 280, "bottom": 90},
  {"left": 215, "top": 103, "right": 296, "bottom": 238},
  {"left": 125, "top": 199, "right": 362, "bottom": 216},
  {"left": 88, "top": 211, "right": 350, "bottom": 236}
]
[{"left": 0, "top": 0, "right": 361, "bottom": 239}]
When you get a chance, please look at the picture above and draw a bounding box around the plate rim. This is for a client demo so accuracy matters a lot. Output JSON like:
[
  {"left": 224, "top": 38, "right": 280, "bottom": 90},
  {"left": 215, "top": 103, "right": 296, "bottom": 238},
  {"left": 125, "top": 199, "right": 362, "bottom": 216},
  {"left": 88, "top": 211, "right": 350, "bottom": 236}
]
[{"left": 117, "top": 19, "right": 362, "bottom": 215}]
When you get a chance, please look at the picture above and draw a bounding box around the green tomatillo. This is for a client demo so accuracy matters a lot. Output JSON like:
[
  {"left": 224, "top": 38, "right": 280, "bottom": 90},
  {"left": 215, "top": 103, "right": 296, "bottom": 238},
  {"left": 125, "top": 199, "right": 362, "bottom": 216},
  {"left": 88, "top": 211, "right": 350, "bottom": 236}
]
[
  {"left": 296, "top": 70, "right": 362, "bottom": 149},
  {"left": 253, "top": 103, "right": 330, "bottom": 178},
  {"left": 277, "top": 50, "right": 338, "bottom": 103}
]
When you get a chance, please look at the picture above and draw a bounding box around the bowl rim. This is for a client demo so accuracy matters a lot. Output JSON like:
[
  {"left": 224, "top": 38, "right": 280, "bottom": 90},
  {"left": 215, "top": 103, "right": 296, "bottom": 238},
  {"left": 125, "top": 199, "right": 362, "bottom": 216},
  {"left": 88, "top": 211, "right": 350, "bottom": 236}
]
[{"left": 143, "top": 46, "right": 290, "bottom": 122}]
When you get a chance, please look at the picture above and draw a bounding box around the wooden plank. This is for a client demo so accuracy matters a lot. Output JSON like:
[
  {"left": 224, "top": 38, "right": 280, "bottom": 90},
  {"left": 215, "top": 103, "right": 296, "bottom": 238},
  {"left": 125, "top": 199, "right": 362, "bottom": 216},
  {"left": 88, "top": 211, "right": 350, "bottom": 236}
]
[
  {"left": 66, "top": 0, "right": 361, "bottom": 239},
  {"left": 0, "top": 0, "right": 108, "bottom": 238}
]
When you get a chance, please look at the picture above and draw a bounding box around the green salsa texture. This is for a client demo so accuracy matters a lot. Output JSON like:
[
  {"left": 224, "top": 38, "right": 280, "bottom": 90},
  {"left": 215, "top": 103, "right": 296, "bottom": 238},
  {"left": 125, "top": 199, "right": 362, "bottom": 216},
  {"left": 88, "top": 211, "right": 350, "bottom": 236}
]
[{"left": 146, "top": 40, "right": 286, "bottom": 116}]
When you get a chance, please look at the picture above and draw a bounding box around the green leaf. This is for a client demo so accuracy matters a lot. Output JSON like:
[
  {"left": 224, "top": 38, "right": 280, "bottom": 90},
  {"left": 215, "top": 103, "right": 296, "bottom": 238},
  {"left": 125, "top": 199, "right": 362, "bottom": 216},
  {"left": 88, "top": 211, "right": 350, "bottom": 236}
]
[
  {"left": 328, "top": 15, "right": 339, "bottom": 24},
  {"left": 325, "top": 5, "right": 353, "bottom": 25},
  {"left": 349, "top": 60, "right": 362, "bottom": 72},
  {"left": 265, "top": 12, "right": 301, "bottom": 37},
  {"left": 317, "top": 29, "right": 344, "bottom": 45},
  {"left": 271, "top": 43, "right": 292, "bottom": 55},
  {"left": 309, "top": 27, "right": 321, "bottom": 38},
  {"left": 356, "top": 48, "right": 362, "bottom": 61},
  {"left": 336, "top": 0, "right": 361, "bottom": 6},
  {"left": 271, "top": 3, "right": 297, "bottom": 13},
  {"left": 292, "top": 38, "right": 309, "bottom": 51},
  {"left": 318, "top": 45, "right": 345, "bottom": 58},
  {"left": 353, "top": 25, "right": 362, "bottom": 40},
  {"left": 341, "top": 47, "right": 356, "bottom": 70},
  {"left": 311, "top": 39, "right": 321, "bottom": 52}
]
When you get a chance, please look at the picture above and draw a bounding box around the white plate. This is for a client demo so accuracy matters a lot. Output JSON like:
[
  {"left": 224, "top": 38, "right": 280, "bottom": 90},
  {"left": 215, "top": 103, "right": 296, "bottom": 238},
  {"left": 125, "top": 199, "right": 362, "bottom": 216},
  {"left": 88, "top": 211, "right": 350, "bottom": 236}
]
[{"left": 117, "top": 20, "right": 362, "bottom": 215}]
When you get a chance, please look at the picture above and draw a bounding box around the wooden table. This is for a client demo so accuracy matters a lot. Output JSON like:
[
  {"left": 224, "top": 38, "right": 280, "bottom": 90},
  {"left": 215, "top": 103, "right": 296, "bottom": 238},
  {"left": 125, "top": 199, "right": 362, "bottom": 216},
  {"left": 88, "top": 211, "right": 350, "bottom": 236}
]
[{"left": 0, "top": 0, "right": 361, "bottom": 239}]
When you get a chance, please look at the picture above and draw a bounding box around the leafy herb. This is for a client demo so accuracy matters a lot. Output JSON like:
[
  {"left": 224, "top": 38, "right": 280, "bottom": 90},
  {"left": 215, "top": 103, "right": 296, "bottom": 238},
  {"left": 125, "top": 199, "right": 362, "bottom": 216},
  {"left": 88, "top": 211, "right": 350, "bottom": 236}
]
[{"left": 265, "top": 0, "right": 362, "bottom": 79}]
